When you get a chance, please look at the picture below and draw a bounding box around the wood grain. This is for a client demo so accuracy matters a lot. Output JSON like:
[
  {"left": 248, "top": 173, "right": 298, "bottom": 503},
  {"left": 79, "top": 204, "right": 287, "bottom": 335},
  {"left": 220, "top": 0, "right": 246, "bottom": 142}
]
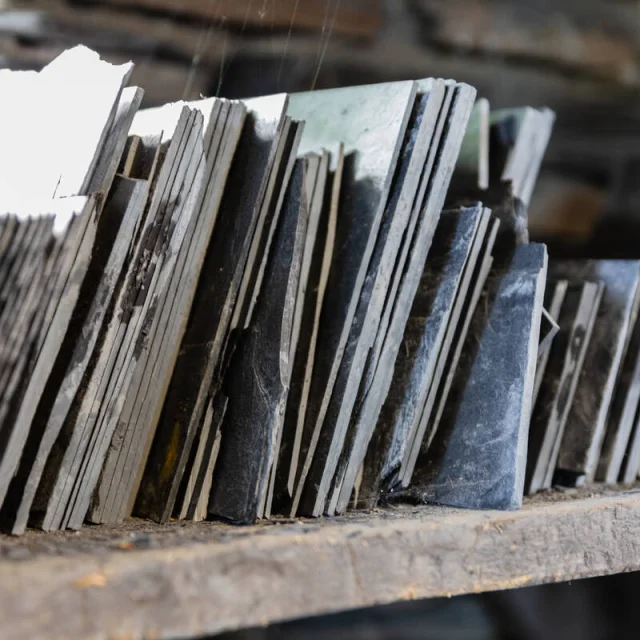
[{"left": 1, "top": 490, "right": 640, "bottom": 640}]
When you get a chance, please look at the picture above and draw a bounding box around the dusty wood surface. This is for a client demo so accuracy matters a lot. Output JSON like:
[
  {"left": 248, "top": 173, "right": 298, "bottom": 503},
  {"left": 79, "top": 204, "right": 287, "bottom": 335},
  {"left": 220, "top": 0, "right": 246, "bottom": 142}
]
[{"left": 1, "top": 487, "right": 640, "bottom": 639}]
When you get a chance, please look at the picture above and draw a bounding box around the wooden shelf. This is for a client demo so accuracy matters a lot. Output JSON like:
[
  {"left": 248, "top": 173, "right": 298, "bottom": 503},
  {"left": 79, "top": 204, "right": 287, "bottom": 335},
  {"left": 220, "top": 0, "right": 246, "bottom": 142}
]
[{"left": 1, "top": 488, "right": 640, "bottom": 640}]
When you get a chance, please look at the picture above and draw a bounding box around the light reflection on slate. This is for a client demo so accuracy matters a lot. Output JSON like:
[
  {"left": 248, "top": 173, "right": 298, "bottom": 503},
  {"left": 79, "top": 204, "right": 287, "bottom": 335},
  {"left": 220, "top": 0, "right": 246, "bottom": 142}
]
[{"left": 285, "top": 82, "right": 417, "bottom": 517}]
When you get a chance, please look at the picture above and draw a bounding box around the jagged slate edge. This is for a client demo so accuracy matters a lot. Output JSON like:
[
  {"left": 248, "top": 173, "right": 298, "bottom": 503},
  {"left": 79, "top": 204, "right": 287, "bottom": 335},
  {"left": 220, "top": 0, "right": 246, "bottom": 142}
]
[{"left": 533, "top": 280, "right": 568, "bottom": 407}]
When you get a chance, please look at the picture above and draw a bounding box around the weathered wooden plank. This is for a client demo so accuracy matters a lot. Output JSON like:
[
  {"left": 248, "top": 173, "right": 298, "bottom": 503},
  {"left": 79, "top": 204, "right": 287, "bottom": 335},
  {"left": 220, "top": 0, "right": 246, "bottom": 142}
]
[
  {"left": 412, "top": 0, "right": 640, "bottom": 85},
  {"left": 1, "top": 491, "right": 640, "bottom": 640},
  {"left": 0, "top": 2, "right": 227, "bottom": 63}
]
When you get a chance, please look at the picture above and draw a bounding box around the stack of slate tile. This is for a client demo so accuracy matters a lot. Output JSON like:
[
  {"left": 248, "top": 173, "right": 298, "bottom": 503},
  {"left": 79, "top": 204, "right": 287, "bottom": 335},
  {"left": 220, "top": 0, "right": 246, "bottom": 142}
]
[
  {"left": 526, "top": 260, "right": 640, "bottom": 494},
  {"left": 1, "top": 44, "right": 636, "bottom": 538}
]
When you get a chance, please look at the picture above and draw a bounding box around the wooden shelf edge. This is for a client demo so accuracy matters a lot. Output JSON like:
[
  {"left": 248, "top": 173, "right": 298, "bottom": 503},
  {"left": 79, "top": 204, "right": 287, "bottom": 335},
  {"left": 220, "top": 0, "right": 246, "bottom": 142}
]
[{"left": 2, "top": 490, "right": 640, "bottom": 639}]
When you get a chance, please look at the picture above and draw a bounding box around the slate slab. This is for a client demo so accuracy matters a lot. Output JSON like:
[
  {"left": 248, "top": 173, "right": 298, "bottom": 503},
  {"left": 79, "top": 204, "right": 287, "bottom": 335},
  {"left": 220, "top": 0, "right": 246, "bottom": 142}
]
[
  {"left": 533, "top": 280, "right": 568, "bottom": 406},
  {"left": 283, "top": 81, "right": 418, "bottom": 517},
  {"left": 123, "top": 96, "right": 288, "bottom": 525},
  {"left": 358, "top": 205, "right": 483, "bottom": 510},
  {"left": 327, "top": 82, "right": 479, "bottom": 516},
  {"left": 527, "top": 281, "right": 603, "bottom": 494},
  {"left": 406, "top": 243, "right": 548, "bottom": 510},
  {"left": 553, "top": 261, "right": 640, "bottom": 483},
  {"left": 209, "top": 158, "right": 310, "bottom": 523}
]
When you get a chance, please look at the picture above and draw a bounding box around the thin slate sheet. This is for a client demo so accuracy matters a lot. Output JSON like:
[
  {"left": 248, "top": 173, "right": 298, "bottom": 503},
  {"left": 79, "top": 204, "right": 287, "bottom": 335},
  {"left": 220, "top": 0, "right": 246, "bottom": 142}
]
[
  {"left": 397, "top": 208, "right": 491, "bottom": 492},
  {"left": 270, "top": 151, "right": 333, "bottom": 515},
  {"left": 125, "top": 95, "right": 289, "bottom": 525},
  {"left": 3, "top": 176, "right": 149, "bottom": 535},
  {"left": 120, "top": 100, "right": 246, "bottom": 525},
  {"left": 66, "top": 108, "right": 198, "bottom": 529},
  {"left": 533, "top": 280, "right": 568, "bottom": 406},
  {"left": 328, "top": 82, "right": 478, "bottom": 516},
  {"left": 36, "top": 136, "right": 164, "bottom": 533},
  {"left": 527, "top": 281, "right": 603, "bottom": 494},
  {"left": 0, "top": 196, "right": 100, "bottom": 521},
  {"left": 553, "top": 261, "right": 640, "bottom": 483},
  {"left": 620, "top": 392, "right": 640, "bottom": 483},
  {"left": 358, "top": 204, "right": 483, "bottom": 510},
  {"left": 596, "top": 270, "right": 640, "bottom": 483},
  {"left": 413, "top": 216, "right": 501, "bottom": 492},
  {"left": 307, "top": 85, "right": 447, "bottom": 517},
  {"left": 209, "top": 158, "right": 310, "bottom": 523},
  {"left": 407, "top": 243, "right": 548, "bottom": 510},
  {"left": 284, "top": 81, "right": 417, "bottom": 517},
  {"left": 89, "top": 107, "right": 209, "bottom": 525}
]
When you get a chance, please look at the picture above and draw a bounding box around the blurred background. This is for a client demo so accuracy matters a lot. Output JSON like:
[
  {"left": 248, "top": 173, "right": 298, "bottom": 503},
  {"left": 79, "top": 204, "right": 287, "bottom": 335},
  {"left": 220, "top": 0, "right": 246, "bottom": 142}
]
[
  {"left": 3, "top": 0, "right": 640, "bottom": 258},
  {"left": 2, "top": 1, "right": 639, "bottom": 638}
]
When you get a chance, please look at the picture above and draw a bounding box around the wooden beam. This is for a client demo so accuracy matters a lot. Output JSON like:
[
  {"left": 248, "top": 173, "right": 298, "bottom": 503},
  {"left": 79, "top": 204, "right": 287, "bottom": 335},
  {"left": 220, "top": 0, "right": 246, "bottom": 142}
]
[
  {"left": 413, "top": 0, "right": 640, "bottom": 86},
  {"left": 1, "top": 2, "right": 227, "bottom": 63},
  {"left": 1, "top": 490, "right": 640, "bottom": 639},
  {"left": 83, "top": 0, "right": 383, "bottom": 38}
]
